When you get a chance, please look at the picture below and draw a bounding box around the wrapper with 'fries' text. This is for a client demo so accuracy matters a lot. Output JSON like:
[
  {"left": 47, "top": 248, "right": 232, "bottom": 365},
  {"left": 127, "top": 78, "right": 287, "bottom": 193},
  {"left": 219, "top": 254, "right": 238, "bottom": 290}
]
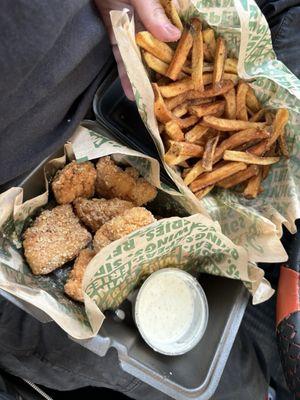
[
  {"left": 0, "top": 126, "right": 273, "bottom": 339},
  {"left": 111, "top": 0, "right": 300, "bottom": 263}
]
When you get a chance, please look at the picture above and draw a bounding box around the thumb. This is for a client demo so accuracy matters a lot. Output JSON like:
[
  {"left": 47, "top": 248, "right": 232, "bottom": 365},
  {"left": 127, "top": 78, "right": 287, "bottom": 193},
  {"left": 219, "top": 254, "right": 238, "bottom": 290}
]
[{"left": 131, "top": 0, "right": 181, "bottom": 42}]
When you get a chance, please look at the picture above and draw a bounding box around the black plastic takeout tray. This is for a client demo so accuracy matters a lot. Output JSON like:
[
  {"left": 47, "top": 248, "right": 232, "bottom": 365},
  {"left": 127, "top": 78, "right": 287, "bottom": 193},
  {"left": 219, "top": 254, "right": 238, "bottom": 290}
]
[
  {"left": 0, "top": 120, "right": 250, "bottom": 400},
  {"left": 0, "top": 70, "right": 249, "bottom": 399}
]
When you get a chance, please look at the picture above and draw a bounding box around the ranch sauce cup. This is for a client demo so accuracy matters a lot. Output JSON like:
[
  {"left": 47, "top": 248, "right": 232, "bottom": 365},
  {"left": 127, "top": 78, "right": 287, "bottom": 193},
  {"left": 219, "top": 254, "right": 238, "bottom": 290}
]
[{"left": 134, "top": 268, "right": 209, "bottom": 356}]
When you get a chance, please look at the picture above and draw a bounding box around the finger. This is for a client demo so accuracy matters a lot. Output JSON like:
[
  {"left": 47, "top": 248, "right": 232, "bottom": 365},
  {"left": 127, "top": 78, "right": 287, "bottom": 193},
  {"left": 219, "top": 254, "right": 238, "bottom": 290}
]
[
  {"left": 113, "top": 45, "right": 135, "bottom": 101},
  {"left": 131, "top": 0, "right": 181, "bottom": 42}
]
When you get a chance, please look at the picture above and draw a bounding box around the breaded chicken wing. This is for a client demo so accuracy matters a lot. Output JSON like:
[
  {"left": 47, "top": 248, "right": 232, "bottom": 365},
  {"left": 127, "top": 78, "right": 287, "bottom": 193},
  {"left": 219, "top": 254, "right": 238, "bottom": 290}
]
[
  {"left": 52, "top": 161, "right": 96, "bottom": 204},
  {"left": 64, "top": 248, "right": 95, "bottom": 302},
  {"left": 93, "top": 207, "right": 155, "bottom": 253},
  {"left": 95, "top": 156, "right": 157, "bottom": 206},
  {"left": 73, "top": 197, "right": 134, "bottom": 232},
  {"left": 23, "top": 205, "right": 91, "bottom": 275}
]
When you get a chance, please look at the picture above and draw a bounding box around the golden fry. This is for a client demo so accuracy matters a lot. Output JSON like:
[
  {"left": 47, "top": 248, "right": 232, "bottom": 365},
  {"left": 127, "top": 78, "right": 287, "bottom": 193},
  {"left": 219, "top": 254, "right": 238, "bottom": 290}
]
[
  {"left": 202, "top": 115, "right": 266, "bottom": 131},
  {"left": 224, "top": 87, "right": 236, "bottom": 119},
  {"left": 223, "top": 150, "right": 280, "bottom": 165},
  {"left": 243, "top": 168, "right": 263, "bottom": 198},
  {"left": 167, "top": 27, "right": 193, "bottom": 81},
  {"left": 212, "top": 37, "right": 226, "bottom": 86},
  {"left": 164, "top": 120, "right": 185, "bottom": 141},
  {"left": 195, "top": 185, "right": 214, "bottom": 199},
  {"left": 236, "top": 81, "right": 249, "bottom": 121},
  {"left": 224, "top": 58, "right": 238, "bottom": 74},
  {"left": 189, "top": 100, "right": 225, "bottom": 118},
  {"left": 202, "top": 135, "right": 220, "bottom": 171},
  {"left": 202, "top": 28, "right": 216, "bottom": 58},
  {"left": 177, "top": 115, "right": 199, "bottom": 129},
  {"left": 159, "top": 78, "right": 195, "bottom": 98},
  {"left": 246, "top": 87, "right": 261, "bottom": 112},
  {"left": 278, "top": 134, "right": 289, "bottom": 158},
  {"left": 160, "top": 0, "right": 183, "bottom": 31},
  {"left": 191, "top": 18, "right": 204, "bottom": 91},
  {"left": 191, "top": 80, "right": 234, "bottom": 99},
  {"left": 153, "top": 83, "right": 173, "bottom": 123},
  {"left": 224, "top": 73, "right": 239, "bottom": 85},
  {"left": 136, "top": 31, "right": 174, "bottom": 63},
  {"left": 217, "top": 165, "right": 259, "bottom": 189},
  {"left": 185, "top": 123, "right": 210, "bottom": 143},
  {"left": 143, "top": 51, "right": 187, "bottom": 79},
  {"left": 184, "top": 128, "right": 269, "bottom": 186},
  {"left": 165, "top": 141, "right": 204, "bottom": 165},
  {"left": 268, "top": 108, "right": 289, "bottom": 148},
  {"left": 190, "top": 162, "right": 247, "bottom": 192},
  {"left": 172, "top": 102, "right": 189, "bottom": 117}
]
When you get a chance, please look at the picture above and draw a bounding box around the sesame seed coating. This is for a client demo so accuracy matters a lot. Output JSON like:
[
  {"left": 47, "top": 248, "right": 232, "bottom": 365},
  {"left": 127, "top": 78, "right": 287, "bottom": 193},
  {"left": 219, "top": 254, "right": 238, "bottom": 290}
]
[
  {"left": 93, "top": 207, "right": 155, "bottom": 253},
  {"left": 73, "top": 197, "right": 134, "bottom": 232},
  {"left": 52, "top": 161, "right": 96, "bottom": 204},
  {"left": 23, "top": 205, "right": 92, "bottom": 275}
]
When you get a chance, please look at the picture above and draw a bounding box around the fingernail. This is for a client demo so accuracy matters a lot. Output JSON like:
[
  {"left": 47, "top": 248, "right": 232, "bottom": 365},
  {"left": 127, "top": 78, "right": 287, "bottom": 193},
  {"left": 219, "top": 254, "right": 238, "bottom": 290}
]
[{"left": 163, "top": 24, "right": 181, "bottom": 40}]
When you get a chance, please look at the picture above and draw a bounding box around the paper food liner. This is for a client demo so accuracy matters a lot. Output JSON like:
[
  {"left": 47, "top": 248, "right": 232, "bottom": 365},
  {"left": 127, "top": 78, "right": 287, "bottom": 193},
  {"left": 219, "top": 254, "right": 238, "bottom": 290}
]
[
  {"left": 110, "top": 0, "right": 300, "bottom": 263},
  {"left": 0, "top": 126, "right": 273, "bottom": 340}
]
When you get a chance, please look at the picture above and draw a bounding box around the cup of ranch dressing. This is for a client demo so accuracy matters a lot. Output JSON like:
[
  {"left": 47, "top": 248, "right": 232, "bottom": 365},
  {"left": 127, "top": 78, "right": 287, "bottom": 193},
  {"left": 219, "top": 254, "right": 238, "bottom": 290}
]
[{"left": 134, "top": 268, "right": 209, "bottom": 356}]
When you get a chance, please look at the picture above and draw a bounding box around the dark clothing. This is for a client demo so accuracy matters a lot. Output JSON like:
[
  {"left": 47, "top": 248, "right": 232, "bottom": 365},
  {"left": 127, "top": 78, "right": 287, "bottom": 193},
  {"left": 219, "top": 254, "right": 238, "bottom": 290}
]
[
  {"left": 0, "top": 0, "right": 300, "bottom": 399},
  {"left": 0, "top": 0, "right": 111, "bottom": 186}
]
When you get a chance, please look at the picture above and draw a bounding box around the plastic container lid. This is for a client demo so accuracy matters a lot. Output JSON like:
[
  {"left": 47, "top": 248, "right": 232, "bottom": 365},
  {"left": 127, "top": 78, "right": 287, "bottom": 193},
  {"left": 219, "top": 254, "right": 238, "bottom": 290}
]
[{"left": 134, "top": 268, "right": 209, "bottom": 356}]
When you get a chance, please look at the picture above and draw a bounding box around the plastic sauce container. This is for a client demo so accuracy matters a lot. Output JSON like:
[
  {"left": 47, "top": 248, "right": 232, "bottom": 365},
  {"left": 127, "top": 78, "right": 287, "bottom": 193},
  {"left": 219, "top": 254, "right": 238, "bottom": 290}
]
[{"left": 134, "top": 268, "right": 209, "bottom": 356}]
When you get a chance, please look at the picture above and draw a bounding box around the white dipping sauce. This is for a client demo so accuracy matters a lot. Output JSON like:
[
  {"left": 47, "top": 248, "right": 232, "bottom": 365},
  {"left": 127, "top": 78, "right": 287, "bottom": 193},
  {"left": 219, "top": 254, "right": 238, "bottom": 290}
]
[{"left": 135, "top": 268, "right": 208, "bottom": 355}]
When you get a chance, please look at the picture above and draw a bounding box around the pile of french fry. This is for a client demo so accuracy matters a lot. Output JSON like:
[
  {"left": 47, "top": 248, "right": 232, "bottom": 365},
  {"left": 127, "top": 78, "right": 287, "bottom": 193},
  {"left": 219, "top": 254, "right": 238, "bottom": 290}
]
[{"left": 135, "top": 0, "right": 289, "bottom": 199}]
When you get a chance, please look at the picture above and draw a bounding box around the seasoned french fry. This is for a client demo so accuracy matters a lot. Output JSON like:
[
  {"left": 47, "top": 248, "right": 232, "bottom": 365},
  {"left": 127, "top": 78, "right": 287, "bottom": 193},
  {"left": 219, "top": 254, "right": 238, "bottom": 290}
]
[
  {"left": 202, "top": 135, "right": 220, "bottom": 171},
  {"left": 212, "top": 37, "right": 226, "bottom": 86},
  {"left": 153, "top": 83, "right": 173, "bottom": 123},
  {"left": 191, "top": 18, "right": 204, "bottom": 91},
  {"left": 246, "top": 87, "right": 261, "bottom": 112},
  {"left": 189, "top": 100, "right": 225, "bottom": 118},
  {"left": 224, "top": 58, "right": 238, "bottom": 74},
  {"left": 201, "top": 59, "right": 237, "bottom": 74},
  {"left": 223, "top": 150, "right": 280, "bottom": 165},
  {"left": 164, "top": 120, "right": 185, "bottom": 141},
  {"left": 250, "top": 109, "right": 265, "bottom": 122},
  {"left": 173, "top": 102, "right": 189, "bottom": 117},
  {"left": 203, "top": 43, "right": 214, "bottom": 62},
  {"left": 278, "top": 134, "right": 289, "bottom": 157},
  {"left": 165, "top": 91, "right": 212, "bottom": 110},
  {"left": 185, "top": 123, "right": 210, "bottom": 143},
  {"left": 203, "top": 28, "right": 216, "bottom": 57},
  {"left": 247, "top": 139, "right": 269, "bottom": 156},
  {"left": 165, "top": 141, "right": 204, "bottom": 165},
  {"left": 195, "top": 185, "right": 214, "bottom": 199},
  {"left": 167, "top": 27, "right": 193, "bottom": 81},
  {"left": 160, "top": 0, "right": 183, "bottom": 32},
  {"left": 243, "top": 168, "right": 263, "bottom": 198},
  {"left": 268, "top": 108, "right": 289, "bottom": 148},
  {"left": 143, "top": 52, "right": 187, "bottom": 79},
  {"left": 177, "top": 115, "right": 199, "bottom": 129},
  {"left": 224, "top": 88, "right": 236, "bottom": 119},
  {"left": 217, "top": 165, "right": 259, "bottom": 189},
  {"left": 184, "top": 128, "right": 269, "bottom": 186},
  {"left": 192, "top": 80, "right": 234, "bottom": 99},
  {"left": 159, "top": 78, "right": 195, "bottom": 98},
  {"left": 202, "top": 116, "right": 266, "bottom": 131},
  {"left": 224, "top": 73, "right": 239, "bottom": 85},
  {"left": 188, "top": 98, "right": 215, "bottom": 107},
  {"left": 190, "top": 162, "right": 247, "bottom": 191},
  {"left": 236, "top": 81, "right": 249, "bottom": 121},
  {"left": 136, "top": 32, "right": 174, "bottom": 63}
]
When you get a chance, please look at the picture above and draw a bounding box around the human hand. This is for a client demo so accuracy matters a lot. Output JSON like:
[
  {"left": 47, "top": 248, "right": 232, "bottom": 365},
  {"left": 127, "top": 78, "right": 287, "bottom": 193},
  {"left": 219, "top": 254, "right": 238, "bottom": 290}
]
[{"left": 95, "top": 0, "right": 181, "bottom": 100}]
